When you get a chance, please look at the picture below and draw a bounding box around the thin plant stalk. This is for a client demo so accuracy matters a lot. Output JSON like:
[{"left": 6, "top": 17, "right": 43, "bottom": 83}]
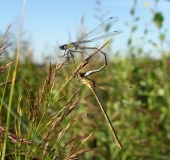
[{"left": 1, "top": 0, "right": 27, "bottom": 159}]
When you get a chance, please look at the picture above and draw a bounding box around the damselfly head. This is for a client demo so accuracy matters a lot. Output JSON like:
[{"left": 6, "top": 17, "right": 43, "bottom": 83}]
[{"left": 59, "top": 44, "right": 67, "bottom": 50}]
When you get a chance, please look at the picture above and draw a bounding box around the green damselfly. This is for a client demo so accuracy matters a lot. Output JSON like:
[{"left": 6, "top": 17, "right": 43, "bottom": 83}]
[
  {"left": 77, "top": 72, "right": 123, "bottom": 149},
  {"left": 76, "top": 69, "right": 134, "bottom": 149},
  {"left": 59, "top": 17, "right": 122, "bottom": 63}
]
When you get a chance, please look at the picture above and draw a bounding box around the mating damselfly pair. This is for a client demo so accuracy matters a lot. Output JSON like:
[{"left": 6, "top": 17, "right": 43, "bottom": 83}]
[
  {"left": 57, "top": 17, "right": 133, "bottom": 149},
  {"left": 59, "top": 16, "right": 122, "bottom": 63}
]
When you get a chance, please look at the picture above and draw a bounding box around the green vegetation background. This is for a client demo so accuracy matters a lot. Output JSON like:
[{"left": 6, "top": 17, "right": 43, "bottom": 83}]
[{"left": 0, "top": 1, "right": 170, "bottom": 159}]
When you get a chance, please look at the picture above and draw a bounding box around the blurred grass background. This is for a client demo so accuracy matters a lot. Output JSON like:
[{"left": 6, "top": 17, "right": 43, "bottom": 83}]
[{"left": 0, "top": 0, "right": 170, "bottom": 159}]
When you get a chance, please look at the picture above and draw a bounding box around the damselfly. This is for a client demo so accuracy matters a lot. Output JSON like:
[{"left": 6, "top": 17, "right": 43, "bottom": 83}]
[
  {"left": 76, "top": 70, "right": 134, "bottom": 149},
  {"left": 77, "top": 72, "right": 123, "bottom": 149},
  {"left": 59, "top": 17, "right": 122, "bottom": 63}
]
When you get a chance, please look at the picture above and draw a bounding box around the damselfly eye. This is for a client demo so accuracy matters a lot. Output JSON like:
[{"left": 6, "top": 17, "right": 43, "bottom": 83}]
[{"left": 59, "top": 45, "right": 66, "bottom": 50}]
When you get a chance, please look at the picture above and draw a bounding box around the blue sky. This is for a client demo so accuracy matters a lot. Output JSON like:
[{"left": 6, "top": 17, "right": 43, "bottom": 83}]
[{"left": 0, "top": 0, "right": 169, "bottom": 62}]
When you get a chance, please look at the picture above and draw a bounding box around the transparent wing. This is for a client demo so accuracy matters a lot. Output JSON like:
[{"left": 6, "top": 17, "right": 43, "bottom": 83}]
[
  {"left": 94, "top": 84, "right": 135, "bottom": 108},
  {"left": 77, "top": 30, "right": 123, "bottom": 44},
  {"left": 77, "top": 17, "right": 119, "bottom": 42},
  {"left": 86, "top": 85, "right": 134, "bottom": 133}
]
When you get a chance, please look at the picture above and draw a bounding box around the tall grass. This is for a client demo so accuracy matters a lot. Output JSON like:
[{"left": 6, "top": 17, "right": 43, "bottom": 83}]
[{"left": 0, "top": 0, "right": 170, "bottom": 159}]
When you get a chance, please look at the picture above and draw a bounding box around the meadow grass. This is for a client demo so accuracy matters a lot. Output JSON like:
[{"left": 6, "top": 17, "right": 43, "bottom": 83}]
[
  {"left": 0, "top": 27, "right": 170, "bottom": 159},
  {"left": 0, "top": 1, "right": 170, "bottom": 159}
]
